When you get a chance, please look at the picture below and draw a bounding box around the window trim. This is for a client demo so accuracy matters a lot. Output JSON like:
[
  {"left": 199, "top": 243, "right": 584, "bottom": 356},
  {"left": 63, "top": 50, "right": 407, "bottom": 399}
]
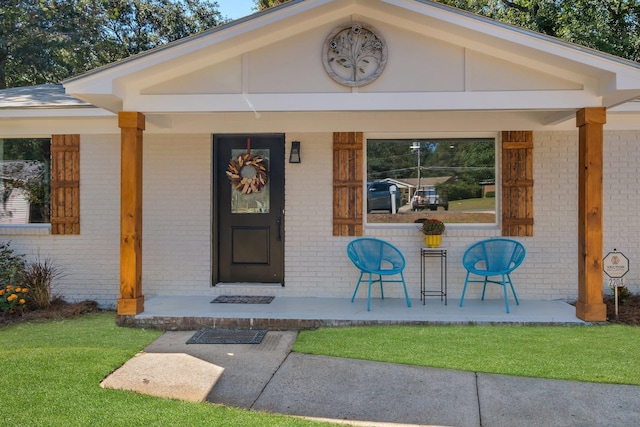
[{"left": 0, "top": 224, "right": 51, "bottom": 235}]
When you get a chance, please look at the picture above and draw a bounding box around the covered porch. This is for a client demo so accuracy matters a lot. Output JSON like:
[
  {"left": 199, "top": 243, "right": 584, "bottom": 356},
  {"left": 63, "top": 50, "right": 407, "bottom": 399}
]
[
  {"left": 4, "top": 0, "right": 639, "bottom": 323},
  {"left": 121, "top": 295, "right": 585, "bottom": 330}
]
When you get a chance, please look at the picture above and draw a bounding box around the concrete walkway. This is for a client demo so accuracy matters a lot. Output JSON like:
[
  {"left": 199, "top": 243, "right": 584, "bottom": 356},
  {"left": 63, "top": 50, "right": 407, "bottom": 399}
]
[{"left": 103, "top": 330, "right": 640, "bottom": 427}]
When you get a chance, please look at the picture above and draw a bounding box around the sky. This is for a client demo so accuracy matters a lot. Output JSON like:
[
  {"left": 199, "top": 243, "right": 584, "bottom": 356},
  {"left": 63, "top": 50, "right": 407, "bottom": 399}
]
[{"left": 216, "top": 0, "right": 256, "bottom": 20}]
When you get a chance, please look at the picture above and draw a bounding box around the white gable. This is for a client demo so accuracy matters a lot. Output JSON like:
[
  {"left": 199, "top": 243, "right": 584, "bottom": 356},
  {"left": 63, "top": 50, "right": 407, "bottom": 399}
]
[
  {"left": 51, "top": 0, "right": 640, "bottom": 129},
  {"left": 141, "top": 21, "right": 583, "bottom": 97}
]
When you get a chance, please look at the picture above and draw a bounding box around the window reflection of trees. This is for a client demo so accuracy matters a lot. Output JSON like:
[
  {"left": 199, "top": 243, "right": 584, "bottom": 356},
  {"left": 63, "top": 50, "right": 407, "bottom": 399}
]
[
  {"left": 0, "top": 139, "right": 51, "bottom": 224},
  {"left": 367, "top": 138, "right": 496, "bottom": 224}
]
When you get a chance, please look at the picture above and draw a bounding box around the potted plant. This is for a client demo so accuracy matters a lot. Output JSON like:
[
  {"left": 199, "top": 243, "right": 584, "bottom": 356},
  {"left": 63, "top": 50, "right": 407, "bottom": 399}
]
[{"left": 416, "top": 218, "right": 445, "bottom": 248}]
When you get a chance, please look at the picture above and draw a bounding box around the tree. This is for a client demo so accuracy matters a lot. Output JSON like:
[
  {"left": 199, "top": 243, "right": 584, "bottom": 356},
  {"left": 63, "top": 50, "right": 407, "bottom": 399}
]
[
  {"left": 0, "top": 1, "right": 224, "bottom": 89},
  {"left": 255, "top": 0, "right": 290, "bottom": 10},
  {"left": 0, "top": 2, "right": 94, "bottom": 88},
  {"left": 101, "top": 0, "right": 224, "bottom": 60},
  {"left": 437, "top": 0, "right": 640, "bottom": 62},
  {"left": 256, "top": 0, "right": 640, "bottom": 62}
]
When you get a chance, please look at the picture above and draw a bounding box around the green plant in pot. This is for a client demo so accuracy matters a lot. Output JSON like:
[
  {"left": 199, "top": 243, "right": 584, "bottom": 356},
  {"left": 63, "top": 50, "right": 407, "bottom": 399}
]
[{"left": 416, "top": 218, "right": 445, "bottom": 248}]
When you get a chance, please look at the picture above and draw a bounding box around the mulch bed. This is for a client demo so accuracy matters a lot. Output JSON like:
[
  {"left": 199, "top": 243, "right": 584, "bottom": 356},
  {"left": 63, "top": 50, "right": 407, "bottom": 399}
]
[
  {"left": 0, "top": 298, "right": 99, "bottom": 327},
  {"left": 605, "top": 294, "right": 640, "bottom": 325}
]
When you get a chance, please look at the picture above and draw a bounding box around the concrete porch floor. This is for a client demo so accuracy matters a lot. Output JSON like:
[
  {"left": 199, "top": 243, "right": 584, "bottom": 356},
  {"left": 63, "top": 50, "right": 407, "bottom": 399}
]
[{"left": 126, "top": 295, "right": 586, "bottom": 330}]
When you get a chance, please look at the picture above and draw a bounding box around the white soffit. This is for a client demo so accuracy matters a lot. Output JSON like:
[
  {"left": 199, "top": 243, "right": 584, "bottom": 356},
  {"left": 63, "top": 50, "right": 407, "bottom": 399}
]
[{"left": 62, "top": 0, "right": 640, "bottom": 115}]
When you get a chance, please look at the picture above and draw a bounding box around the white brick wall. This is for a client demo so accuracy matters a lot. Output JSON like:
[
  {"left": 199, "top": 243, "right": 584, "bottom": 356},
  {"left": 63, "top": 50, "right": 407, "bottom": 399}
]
[
  {"left": 283, "top": 130, "right": 629, "bottom": 302},
  {"left": 284, "top": 133, "right": 350, "bottom": 296},
  {"left": 2, "top": 129, "right": 638, "bottom": 307},
  {"left": 603, "top": 131, "right": 640, "bottom": 295},
  {"left": 142, "top": 134, "right": 212, "bottom": 296},
  {"left": 0, "top": 135, "right": 121, "bottom": 307}
]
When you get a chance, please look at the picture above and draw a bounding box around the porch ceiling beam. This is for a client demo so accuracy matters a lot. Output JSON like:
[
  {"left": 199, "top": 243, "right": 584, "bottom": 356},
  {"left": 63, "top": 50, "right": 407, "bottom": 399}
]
[{"left": 123, "top": 91, "right": 600, "bottom": 113}]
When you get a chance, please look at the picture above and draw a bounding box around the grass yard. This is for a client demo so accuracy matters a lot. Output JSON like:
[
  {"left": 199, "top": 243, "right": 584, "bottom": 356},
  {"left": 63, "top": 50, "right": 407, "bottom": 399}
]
[
  {"left": 0, "top": 313, "right": 335, "bottom": 427},
  {"left": 294, "top": 324, "right": 640, "bottom": 385},
  {"left": 3, "top": 312, "right": 640, "bottom": 426}
]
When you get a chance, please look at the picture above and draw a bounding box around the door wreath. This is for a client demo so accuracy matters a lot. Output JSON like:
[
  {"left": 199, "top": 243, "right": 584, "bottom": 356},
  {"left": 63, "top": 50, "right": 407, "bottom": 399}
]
[{"left": 226, "top": 146, "right": 268, "bottom": 195}]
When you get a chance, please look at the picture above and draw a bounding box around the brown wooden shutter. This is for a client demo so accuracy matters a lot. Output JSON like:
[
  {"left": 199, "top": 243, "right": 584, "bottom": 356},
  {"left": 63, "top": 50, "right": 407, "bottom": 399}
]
[
  {"left": 333, "top": 132, "right": 363, "bottom": 236},
  {"left": 502, "top": 131, "right": 533, "bottom": 237},
  {"left": 50, "top": 134, "right": 80, "bottom": 235}
]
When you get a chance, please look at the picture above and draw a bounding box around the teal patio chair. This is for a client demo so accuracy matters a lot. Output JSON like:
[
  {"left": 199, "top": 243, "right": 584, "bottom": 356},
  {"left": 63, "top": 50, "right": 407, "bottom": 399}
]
[
  {"left": 459, "top": 238, "right": 526, "bottom": 313},
  {"left": 347, "top": 238, "right": 412, "bottom": 311}
]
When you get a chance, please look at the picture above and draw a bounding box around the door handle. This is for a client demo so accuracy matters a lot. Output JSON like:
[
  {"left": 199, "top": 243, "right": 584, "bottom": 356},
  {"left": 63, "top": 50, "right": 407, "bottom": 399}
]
[{"left": 276, "top": 217, "right": 282, "bottom": 241}]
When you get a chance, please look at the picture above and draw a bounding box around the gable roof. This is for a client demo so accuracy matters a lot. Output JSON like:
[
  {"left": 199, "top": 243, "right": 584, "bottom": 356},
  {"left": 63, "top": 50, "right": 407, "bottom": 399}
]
[
  {"left": 0, "top": 84, "right": 112, "bottom": 120},
  {"left": 0, "top": 84, "right": 90, "bottom": 109}
]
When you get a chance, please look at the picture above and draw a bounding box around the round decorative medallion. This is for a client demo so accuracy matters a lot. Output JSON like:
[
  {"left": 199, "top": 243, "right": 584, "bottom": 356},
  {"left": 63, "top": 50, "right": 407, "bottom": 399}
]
[
  {"left": 226, "top": 152, "right": 268, "bottom": 194},
  {"left": 322, "top": 22, "right": 387, "bottom": 87}
]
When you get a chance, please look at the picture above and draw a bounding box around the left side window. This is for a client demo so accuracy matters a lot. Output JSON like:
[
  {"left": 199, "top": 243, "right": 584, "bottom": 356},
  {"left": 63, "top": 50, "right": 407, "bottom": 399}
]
[{"left": 0, "top": 138, "right": 51, "bottom": 224}]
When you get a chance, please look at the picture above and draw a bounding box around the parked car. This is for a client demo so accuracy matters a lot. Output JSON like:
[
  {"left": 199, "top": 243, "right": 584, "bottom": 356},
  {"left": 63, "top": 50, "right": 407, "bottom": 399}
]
[
  {"left": 367, "top": 181, "right": 402, "bottom": 213},
  {"left": 411, "top": 187, "right": 448, "bottom": 211}
]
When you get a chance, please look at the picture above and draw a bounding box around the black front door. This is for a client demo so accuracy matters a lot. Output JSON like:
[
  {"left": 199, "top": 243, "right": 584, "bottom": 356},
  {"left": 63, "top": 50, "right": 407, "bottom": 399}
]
[{"left": 214, "top": 134, "right": 285, "bottom": 283}]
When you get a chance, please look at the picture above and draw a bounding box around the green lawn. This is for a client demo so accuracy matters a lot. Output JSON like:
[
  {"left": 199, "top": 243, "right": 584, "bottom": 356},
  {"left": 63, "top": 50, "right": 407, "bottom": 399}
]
[
  {"left": 3, "top": 313, "right": 639, "bottom": 426},
  {"left": 294, "top": 324, "right": 640, "bottom": 385},
  {"left": 0, "top": 313, "right": 335, "bottom": 427}
]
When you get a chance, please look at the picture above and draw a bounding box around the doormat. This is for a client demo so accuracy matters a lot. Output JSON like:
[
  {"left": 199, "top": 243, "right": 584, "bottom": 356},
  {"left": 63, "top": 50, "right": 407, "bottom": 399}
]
[
  {"left": 186, "top": 328, "right": 268, "bottom": 345},
  {"left": 211, "top": 295, "right": 274, "bottom": 304}
]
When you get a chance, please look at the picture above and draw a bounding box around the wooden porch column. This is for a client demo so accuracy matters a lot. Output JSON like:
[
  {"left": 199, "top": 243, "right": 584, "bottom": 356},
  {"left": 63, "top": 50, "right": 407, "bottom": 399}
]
[
  {"left": 117, "top": 112, "right": 145, "bottom": 315},
  {"left": 576, "top": 107, "right": 606, "bottom": 321}
]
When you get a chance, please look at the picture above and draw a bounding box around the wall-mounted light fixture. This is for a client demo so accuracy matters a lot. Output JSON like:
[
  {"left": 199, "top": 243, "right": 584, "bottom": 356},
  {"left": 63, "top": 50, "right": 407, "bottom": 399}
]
[{"left": 289, "top": 141, "right": 301, "bottom": 163}]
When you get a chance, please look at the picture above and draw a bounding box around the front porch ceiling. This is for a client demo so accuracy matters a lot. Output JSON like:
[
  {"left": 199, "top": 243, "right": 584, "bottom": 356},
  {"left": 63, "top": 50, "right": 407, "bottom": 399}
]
[{"left": 138, "top": 110, "right": 580, "bottom": 134}]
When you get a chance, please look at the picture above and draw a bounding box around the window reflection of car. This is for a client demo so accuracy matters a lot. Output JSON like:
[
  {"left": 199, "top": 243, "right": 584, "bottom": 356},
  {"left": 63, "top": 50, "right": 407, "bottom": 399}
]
[
  {"left": 367, "top": 182, "right": 402, "bottom": 213},
  {"left": 411, "top": 188, "right": 449, "bottom": 211}
]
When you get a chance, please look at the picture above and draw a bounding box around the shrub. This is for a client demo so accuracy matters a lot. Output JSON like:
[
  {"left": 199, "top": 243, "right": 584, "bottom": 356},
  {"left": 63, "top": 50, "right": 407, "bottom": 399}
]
[
  {"left": 611, "top": 285, "right": 633, "bottom": 305},
  {"left": 0, "top": 284, "right": 29, "bottom": 314},
  {"left": 439, "top": 181, "right": 482, "bottom": 201},
  {"left": 19, "top": 257, "right": 64, "bottom": 310},
  {"left": 0, "top": 241, "right": 26, "bottom": 285}
]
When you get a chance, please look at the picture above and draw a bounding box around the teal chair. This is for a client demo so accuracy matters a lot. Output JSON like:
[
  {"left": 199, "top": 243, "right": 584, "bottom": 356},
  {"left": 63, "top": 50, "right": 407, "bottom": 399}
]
[
  {"left": 459, "top": 238, "right": 526, "bottom": 313},
  {"left": 347, "top": 238, "right": 411, "bottom": 311}
]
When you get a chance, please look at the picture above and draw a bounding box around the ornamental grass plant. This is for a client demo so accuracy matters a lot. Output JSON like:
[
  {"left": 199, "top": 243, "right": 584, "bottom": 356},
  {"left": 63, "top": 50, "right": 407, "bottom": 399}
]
[{"left": 19, "top": 255, "right": 64, "bottom": 309}]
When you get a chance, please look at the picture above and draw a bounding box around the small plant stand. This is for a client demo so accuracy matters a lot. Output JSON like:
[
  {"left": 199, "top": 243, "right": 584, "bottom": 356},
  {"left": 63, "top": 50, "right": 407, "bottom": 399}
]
[{"left": 420, "top": 247, "right": 447, "bottom": 305}]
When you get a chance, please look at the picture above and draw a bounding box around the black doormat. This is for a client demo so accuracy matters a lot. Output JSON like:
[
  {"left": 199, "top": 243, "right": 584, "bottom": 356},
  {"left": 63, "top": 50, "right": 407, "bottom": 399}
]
[
  {"left": 186, "top": 328, "right": 268, "bottom": 344},
  {"left": 211, "top": 295, "right": 274, "bottom": 304}
]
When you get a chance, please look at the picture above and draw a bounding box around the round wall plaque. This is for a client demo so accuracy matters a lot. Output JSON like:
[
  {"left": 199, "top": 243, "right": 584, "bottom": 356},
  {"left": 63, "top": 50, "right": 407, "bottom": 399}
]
[{"left": 322, "top": 22, "right": 387, "bottom": 87}]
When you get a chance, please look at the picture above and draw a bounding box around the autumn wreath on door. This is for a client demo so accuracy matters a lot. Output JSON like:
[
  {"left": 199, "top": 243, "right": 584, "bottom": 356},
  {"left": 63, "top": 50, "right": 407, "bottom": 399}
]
[{"left": 226, "top": 138, "right": 268, "bottom": 194}]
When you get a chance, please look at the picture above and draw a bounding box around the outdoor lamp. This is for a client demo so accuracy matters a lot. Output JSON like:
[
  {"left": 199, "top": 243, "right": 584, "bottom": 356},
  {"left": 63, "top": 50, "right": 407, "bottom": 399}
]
[{"left": 289, "top": 141, "right": 301, "bottom": 163}]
